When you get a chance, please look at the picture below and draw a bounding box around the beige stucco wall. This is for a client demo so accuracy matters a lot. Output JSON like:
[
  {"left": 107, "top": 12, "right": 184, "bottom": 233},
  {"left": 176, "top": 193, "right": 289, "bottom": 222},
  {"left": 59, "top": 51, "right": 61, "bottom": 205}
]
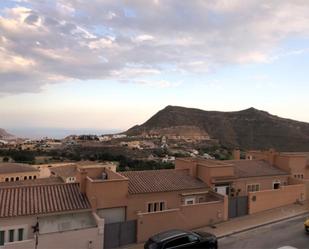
[
  {"left": 85, "top": 177, "right": 129, "bottom": 210},
  {"left": 3, "top": 227, "right": 103, "bottom": 249},
  {"left": 0, "top": 171, "right": 40, "bottom": 182},
  {"left": 232, "top": 175, "right": 289, "bottom": 196},
  {"left": 136, "top": 199, "right": 227, "bottom": 242},
  {"left": 0, "top": 216, "right": 36, "bottom": 241},
  {"left": 1, "top": 212, "right": 104, "bottom": 249},
  {"left": 275, "top": 155, "right": 309, "bottom": 179},
  {"left": 175, "top": 159, "right": 197, "bottom": 177},
  {"left": 126, "top": 188, "right": 208, "bottom": 220},
  {"left": 198, "top": 166, "right": 234, "bottom": 186},
  {"left": 248, "top": 184, "right": 306, "bottom": 214}
]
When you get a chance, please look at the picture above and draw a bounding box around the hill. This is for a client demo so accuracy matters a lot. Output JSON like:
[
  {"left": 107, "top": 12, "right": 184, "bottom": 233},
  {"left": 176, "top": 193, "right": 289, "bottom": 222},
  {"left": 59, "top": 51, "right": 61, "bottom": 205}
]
[
  {"left": 0, "top": 128, "right": 15, "bottom": 140},
  {"left": 126, "top": 106, "right": 309, "bottom": 151}
]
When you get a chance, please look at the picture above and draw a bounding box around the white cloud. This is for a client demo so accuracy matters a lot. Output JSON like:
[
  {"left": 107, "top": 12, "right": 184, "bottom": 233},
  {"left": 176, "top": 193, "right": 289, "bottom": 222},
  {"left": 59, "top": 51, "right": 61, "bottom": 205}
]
[{"left": 1, "top": 0, "right": 309, "bottom": 93}]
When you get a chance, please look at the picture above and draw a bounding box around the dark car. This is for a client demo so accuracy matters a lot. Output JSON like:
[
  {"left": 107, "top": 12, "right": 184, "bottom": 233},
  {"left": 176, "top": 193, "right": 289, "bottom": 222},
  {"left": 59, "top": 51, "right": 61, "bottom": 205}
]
[{"left": 144, "top": 229, "right": 218, "bottom": 249}]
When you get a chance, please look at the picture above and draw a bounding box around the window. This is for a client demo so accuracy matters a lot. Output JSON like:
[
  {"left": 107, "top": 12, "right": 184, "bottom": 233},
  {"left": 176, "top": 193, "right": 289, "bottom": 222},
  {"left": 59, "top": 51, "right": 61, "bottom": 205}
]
[
  {"left": 10, "top": 177, "right": 14, "bottom": 182},
  {"left": 18, "top": 228, "right": 24, "bottom": 241},
  {"left": 188, "top": 234, "right": 199, "bottom": 243},
  {"left": 160, "top": 202, "right": 165, "bottom": 210},
  {"left": 0, "top": 231, "right": 5, "bottom": 246},
  {"left": 247, "top": 184, "right": 260, "bottom": 193},
  {"left": 24, "top": 176, "right": 27, "bottom": 180},
  {"left": 16, "top": 177, "right": 19, "bottom": 181},
  {"left": 148, "top": 203, "right": 153, "bottom": 212},
  {"left": 273, "top": 181, "right": 281, "bottom": 190},
  {"left": 9, "top": 229, "right": 14, "bottom": 242},
  {"left": 147, "top": 201, "right": 166, "bottom": 212},
  {"left": 184, "top": 197, "right": 195, "bottom": 205},
  {"left": 164, "top": 236, "right": 191, "bottom": 248},
  {"left": 33, "top": 176, "right": 37, "bottom": 179},
  {"left": 5, "top": 178, "right": 9, "bottom": 182},
  {"left": 29, "top": 176, "right": 32, "bottom": 180}
]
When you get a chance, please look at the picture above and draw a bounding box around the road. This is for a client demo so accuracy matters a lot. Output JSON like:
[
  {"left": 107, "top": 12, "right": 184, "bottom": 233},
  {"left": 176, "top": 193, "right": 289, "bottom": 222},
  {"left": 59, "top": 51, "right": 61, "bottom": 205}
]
[{"left": 219, "top": 215, "right": 309, "bottom": 249}]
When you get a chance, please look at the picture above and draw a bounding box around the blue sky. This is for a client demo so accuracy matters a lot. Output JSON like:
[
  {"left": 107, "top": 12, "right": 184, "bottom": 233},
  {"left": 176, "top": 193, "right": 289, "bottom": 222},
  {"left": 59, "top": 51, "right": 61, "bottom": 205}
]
[{"left": 1, "top": 1, "right": 309, "bottom": 137}]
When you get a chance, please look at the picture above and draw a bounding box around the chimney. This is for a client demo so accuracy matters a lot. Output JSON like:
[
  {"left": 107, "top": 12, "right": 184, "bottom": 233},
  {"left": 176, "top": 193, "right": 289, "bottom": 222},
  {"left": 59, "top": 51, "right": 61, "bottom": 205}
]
[
  {"left": 175, "top": 158, "right": 197, "bottom": 177},
  {"left": 232, "top": 149, "right": 241, "bottom": 160},
  {"left": 267, "top": 148, "right": 276, "bottom": 165}
]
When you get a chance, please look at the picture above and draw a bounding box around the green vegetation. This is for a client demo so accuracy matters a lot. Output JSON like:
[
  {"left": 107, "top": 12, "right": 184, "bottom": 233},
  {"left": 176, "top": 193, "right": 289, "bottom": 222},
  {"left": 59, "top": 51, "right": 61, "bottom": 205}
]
[
  {"left": 0, "top": 148, "right": 174, "bottom": 171},
  {"left": 198, "top": 145, "right": 233, "bottom": 160},
  {"left": 0, "top": 150, "right": 35, "bottom": 164}
]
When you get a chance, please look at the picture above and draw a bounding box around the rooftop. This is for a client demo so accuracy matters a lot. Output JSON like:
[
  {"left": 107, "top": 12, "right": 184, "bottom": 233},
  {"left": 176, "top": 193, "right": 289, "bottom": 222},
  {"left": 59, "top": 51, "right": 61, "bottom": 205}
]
[
  {"left": 0, "top": 183, "right": 90, "bottom": 218},
  {"left": 229, "top": 160, "right": 289, "bottom": 178},
  {"left": 50, "top": 165, "right": 77, "bottom": 178},
  {"left": 0, "top": 163, "right": 39, "bottom": 174},
  {"left": 0, "top": 177, "right": 64, "bottom": 187},
  {"left": 120, "top": 169, "right": 208, "bottom": 194}
]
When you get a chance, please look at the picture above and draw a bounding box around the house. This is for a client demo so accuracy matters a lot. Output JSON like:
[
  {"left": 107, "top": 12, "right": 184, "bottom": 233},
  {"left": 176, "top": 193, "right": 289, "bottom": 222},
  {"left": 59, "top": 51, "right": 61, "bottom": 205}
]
[
  {"left": 246, "top": 149, "right": 309, "bottom": 178},
  {"left": 175, "top": 158, "right": 291, "bottom": 195},
  {"left": 175, "top": 158, "right": 305, "bottom": 216},
  {"left": 0, "top": 163, "right": 40, "bottom": 183},
  {"left": 76, "top": 166, "right": 228, "bottom": 244},
  {"left": 40, "top": 161, "right": 118, "bottom": 182},
  {"left": 0, "top": 176, "right": 64, "bottom": 187},
  {"left": 0, "top": 183, "right": 104, "bottom": 249},
  {"left": 246, "top": 149, "right": 309, "bottom": 199}
]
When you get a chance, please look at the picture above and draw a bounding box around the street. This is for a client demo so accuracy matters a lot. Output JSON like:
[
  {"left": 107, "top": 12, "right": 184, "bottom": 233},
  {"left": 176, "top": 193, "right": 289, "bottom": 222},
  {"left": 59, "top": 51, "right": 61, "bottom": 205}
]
[{"left": 219, "top": 215, "right": 309, "bottom": 249}]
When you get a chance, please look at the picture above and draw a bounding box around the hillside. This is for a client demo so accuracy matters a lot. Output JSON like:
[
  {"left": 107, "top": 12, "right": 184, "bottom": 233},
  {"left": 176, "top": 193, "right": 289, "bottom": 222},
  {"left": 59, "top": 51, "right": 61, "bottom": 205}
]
[
  {"left": 0, "top": 128, "right": 14, "bottom": 140},
  {"left": 126, "top": 106, "right": 309, "bottom": 151}
]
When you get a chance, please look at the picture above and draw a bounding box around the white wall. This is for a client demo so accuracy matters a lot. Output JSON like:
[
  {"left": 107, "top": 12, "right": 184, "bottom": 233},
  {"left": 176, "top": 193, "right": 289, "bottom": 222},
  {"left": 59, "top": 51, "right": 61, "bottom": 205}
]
[{"left": 39, "top": 212, "right": 96, "bottom": 234}]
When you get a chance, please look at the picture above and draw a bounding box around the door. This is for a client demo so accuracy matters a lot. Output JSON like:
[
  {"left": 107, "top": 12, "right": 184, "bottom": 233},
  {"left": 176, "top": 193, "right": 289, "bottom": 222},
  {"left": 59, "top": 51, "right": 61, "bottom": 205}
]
[
  {"left": 228, "top": 196, "right": 248, "bottom": 218},
  {"left": 104, "top": 220, "right": 137, "bottom": 249}
]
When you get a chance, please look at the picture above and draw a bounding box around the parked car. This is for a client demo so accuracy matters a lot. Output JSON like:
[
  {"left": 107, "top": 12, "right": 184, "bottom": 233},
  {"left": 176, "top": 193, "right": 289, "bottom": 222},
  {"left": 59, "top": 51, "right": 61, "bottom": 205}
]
[
  {"left": 304, "top": 218, "right": 309, "bottom": 232},
  {"left": 144, "top": 229, "right": 218, "bottom": 249}
]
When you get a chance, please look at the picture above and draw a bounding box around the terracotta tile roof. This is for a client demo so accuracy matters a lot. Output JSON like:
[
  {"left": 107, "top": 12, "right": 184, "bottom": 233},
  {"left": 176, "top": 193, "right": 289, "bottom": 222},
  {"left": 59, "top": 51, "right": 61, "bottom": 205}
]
[
  {"left": 120, "top": 169, "right": 208, "bottom": 194},
  {"left": 229, "top": 160, "right": 289, "bottom": 178},
  {"left": 0, "top": 183, "right": 90, "bottom": 218},
  {"left": 0, "top": 163, "right": 39, "bottom": 174}
]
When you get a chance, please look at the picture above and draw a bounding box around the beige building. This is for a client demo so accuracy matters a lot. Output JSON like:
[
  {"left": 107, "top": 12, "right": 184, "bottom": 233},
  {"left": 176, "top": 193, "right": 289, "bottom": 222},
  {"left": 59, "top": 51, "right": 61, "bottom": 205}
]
[
  {"left": 175, "top": 157, "right": 305, "bottom": 216},
  {"left": 51, "top": 161, "right": 117, "bottom": 183},
  {"left": 0, "top": 183, "right": 104, "bottom": 249},
  {"left": 246, "top": 149, "right": 309, "bottom": 179},
  {"left": 0, "top": 163, "right": 40, "bottom": 183},
  {"left": 76, "top": 166, "right": 228, "bottom": 243}
]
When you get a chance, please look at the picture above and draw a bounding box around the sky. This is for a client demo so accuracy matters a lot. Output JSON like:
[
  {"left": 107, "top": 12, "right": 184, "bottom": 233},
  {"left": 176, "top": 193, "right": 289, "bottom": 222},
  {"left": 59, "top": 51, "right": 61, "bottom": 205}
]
[{"left": 1, "top": 0, "right": 309, "bottom": 138}]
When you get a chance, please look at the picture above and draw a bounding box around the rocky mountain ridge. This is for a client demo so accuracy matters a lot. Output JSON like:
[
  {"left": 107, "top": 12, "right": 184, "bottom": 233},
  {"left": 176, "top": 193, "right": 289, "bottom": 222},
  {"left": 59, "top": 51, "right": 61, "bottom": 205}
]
[{"left": 126, "top": 106, "right": 309, "bottom": 151}]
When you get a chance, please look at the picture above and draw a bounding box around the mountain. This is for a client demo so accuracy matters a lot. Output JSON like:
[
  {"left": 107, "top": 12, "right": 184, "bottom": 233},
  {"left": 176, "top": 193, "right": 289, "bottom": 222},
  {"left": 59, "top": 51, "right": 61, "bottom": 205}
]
[
  {"left": 0, "top": 128, "right": 15, "bottom": 140},
  {"left": 126, "top": 106, "right": 309, "bottom": 151}
]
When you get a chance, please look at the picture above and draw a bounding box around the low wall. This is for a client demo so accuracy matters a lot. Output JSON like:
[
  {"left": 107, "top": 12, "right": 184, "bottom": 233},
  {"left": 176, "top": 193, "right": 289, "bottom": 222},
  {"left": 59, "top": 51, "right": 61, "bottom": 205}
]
[
  {"left": 3, "top": 212, "right": 104, "bottom": 249},
  {"left": 4, "top": 227, "right": 103, "bottom": 249},
  {"left": 293, "top": 178, "right": 309, "bottom": 201},
  {"left": 137, "top": 199, "right": 227, "bottom": 242},
  {"left": 248, "top": 184, "right": 306, "bottom": 214}
]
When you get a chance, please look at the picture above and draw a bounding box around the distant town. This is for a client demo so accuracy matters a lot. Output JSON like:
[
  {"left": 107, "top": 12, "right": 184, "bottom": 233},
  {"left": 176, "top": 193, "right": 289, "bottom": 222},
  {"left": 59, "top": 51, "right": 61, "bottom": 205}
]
[{"left": 0, "top": 106, "right": 309, "bottom": 249}]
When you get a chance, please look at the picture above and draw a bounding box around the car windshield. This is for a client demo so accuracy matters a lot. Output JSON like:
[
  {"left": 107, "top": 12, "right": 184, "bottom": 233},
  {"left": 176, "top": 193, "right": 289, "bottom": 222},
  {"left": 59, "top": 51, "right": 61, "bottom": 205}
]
[{"left": 145, "top": 239, "right": 159, "bottom": 249}]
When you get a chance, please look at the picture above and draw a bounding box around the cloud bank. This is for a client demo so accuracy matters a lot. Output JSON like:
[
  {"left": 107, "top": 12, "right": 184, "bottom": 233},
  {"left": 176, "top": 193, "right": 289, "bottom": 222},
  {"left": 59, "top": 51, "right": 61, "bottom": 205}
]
[{"left": 1, "top": 0, "right": 309, "bottom": 93}]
